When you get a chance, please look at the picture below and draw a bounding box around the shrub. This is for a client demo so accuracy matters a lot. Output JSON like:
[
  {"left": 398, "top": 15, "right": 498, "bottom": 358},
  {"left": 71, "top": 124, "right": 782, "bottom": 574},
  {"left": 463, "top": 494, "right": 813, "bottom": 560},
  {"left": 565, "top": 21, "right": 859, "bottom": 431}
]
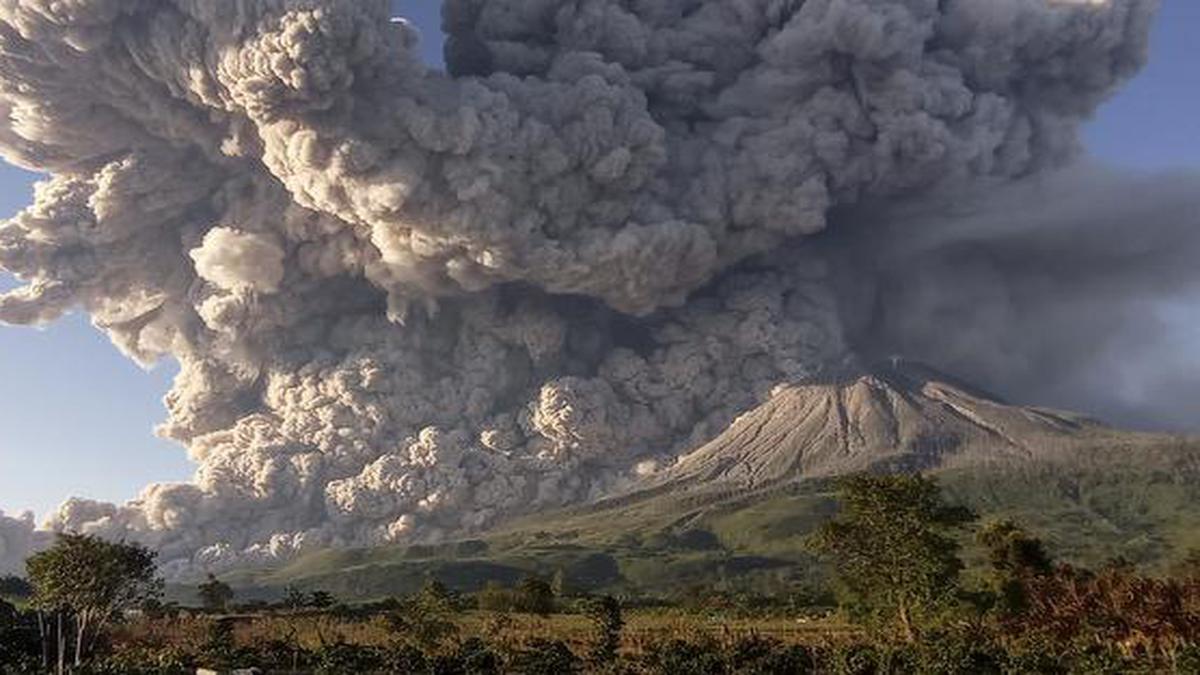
[
  {"left": 514, "top": 576, "right": 556, "bottom": 616},
  {"left": 580, "top": 595, "right": 623, "bottom": 662},
  {"left": 644, "top": 639, "right": 726, "bottom": 675},
  {"left": 383, "top": 643, "right": 429, "bottom": 673},
  {"left": 438, "top": 637, "right": 502, "bottom": 675},
  {"left": 824, "top": 643, "right": 883, "bottom": 675},
  {"left": 727, "top": 636, "right": 814, "bottom": 675},
  {"left": 313, "top": 642, "right": 386, "bottom": 674},
  {"left": 508, "top": 639, "right": 582, "bottom": 675}
]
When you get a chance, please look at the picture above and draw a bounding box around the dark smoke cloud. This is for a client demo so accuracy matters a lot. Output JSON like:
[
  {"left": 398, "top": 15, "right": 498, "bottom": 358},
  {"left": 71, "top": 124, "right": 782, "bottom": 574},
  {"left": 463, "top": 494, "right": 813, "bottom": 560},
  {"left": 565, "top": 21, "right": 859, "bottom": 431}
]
[{"left": 831, "top": 166, "right": 1200, "bottom": 432}]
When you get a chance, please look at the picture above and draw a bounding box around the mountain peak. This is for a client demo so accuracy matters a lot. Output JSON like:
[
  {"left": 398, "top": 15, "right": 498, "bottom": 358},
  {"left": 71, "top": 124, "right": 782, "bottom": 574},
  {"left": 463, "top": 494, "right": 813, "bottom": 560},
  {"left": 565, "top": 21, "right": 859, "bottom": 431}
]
[{"left": 651, "top": 361, "right": 1112, "bottom": 491}]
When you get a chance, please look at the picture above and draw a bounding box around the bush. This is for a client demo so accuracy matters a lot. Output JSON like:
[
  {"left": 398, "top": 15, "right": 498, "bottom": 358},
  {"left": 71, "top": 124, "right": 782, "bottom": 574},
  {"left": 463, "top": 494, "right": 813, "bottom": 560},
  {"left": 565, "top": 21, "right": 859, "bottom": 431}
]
[
  {"left": 383, "top": 643, "right": 429, "bottom": 673},
  {"left": 508, "top": 639, "right": 581, "bottom": 675},
  {"left": 0, "top": 600, "right": 40, "bottom": 670},
  {"left": 438, "top": 637, "right": 502, "bottom": 675},
  {"left": 644, "top": 639, "right": 726, "bottom": 675},
  {"left": 477, "top": 577, "right": 557, "bottom": 616},
  {"left": 515, "top": 576, "right": 556, "bottom": 616},
  {"left": 79, "top": 647, "right": 192, "bottom": 675},
  {"left": 313, "top": 642, "right": 386, "bottom": 674},
  {"left": 727, "top": 636, "right": 814, "bottom": 675},
  {"left": 580, "top": 595, "right": 623, "bottom": 662},
  {"left": 912, "top": 632, "right": 1004, "bottom": 675},
  {"left": 824, "top": 643, "right": 883, "bottom": 675}
]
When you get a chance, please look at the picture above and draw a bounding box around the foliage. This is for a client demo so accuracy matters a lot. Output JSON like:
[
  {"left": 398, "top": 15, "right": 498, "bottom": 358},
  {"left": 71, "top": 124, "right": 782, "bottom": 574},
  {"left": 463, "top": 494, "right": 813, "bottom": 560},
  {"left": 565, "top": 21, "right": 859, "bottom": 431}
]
[
  {"left": 0, "top": 597, "right": 40, "bottom": 671},
  {"left": 415, "top": 577, "right": 457, "bottom": 615},
  {"left": 475, "top": 576, "right": 557, "bottom": 616},
  {"left": 26, "top": 533, "right": 162, "bottom": 668},
  {"left": 726, "top": 636, "right": 814, "bottom": 674},
  {"left": 312, "top": 641, "right": 386, "bottom": 674},
  {"left": 196, "top": 574, "right": 234, "bottom": 613},
  {"left": 508, "top": 639, "right": 581, "bottom": 675},
  {"left": 281, "top": 584, "right": 308, "bottom": 610},
  {"left": 1002, "top": 561, "right": 1200, "bottom": 660},
  {"left": 515, "top": 576, "right": 556, "bottom": 616},
  {"left": 580, "top": 595, "right": 623, "bottom": 662},
  {"left": 308, "top": 590, "right": 337, "bottom": 610},
  {"left": 0, "top": 577, "right": 33, "bottom": 603},
  {"left": 809, "top": 473, "right": 974, "bottom": 641},
  {"left": 976, "top": 519, "right": 1054, "bottom": 615},
  {"left": 642, "top": 638, "right": 726, "bottom": 675}
]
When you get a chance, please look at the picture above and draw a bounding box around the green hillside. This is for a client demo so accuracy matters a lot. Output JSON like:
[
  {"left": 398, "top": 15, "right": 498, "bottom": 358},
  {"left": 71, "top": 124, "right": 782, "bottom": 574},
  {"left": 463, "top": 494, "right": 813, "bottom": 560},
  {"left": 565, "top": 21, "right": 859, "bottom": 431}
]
[{"left": 195, "top": 436, "right": 1200, "bottom": 605}]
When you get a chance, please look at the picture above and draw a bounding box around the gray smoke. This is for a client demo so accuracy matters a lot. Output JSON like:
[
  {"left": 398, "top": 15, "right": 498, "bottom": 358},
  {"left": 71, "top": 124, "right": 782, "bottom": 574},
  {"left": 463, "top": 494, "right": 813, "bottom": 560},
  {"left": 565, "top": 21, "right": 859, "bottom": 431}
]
[
  {"left": 0, "top": 0, "right": 1170, "bottom": 576},
  {"left": 830, "top": 166, "right": 1200, "bottom": 433}
]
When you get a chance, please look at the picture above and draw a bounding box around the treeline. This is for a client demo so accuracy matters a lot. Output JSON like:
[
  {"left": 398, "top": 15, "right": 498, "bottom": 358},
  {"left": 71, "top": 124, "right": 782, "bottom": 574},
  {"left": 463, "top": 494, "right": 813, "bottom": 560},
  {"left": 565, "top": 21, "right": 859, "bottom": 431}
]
[{"left": 2, "top": 473, "right": 1198, "bottom": 673}]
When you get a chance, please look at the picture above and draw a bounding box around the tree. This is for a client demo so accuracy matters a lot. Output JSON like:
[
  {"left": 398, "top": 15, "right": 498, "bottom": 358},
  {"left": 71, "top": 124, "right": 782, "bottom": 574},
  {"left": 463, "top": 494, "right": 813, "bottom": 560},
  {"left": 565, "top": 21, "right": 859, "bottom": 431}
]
[
  {"left": 515, "top": 575, "right": 556, "bottom": 616},
  {"left": 198, "top": 574, "right": 235, "bottom": 613},
  {"left": 416, "top": 577, "right": 455, "bottom": 614},
  {"left": 0, "top": 576, "right": 33, "bottom": 602},
  {"left": 809, "top": 473, "right": 974, "bottom": 642},
  {"left": 25, "top": 533, "right": 162, "bottom": 671},
  {"left": 308, "top": 590, "right": 336, "bottom": 610},
  {"left": 977, "top": 519, "right": 1053, "bottom": 615},
  {"left": 282, "top": 585, "right": 308, "bottom": 611},
  {"left": 580, "top": 595, "right": 623, "bottom": 662}
]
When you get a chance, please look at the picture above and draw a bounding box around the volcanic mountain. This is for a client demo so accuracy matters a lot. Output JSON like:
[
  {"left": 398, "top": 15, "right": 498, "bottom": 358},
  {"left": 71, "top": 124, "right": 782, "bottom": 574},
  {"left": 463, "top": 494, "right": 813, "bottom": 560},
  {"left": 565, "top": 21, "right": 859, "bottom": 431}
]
[
  {"left": 645, "top": 360, "right": 1127, "bottom": 493},
  {"left": 215, "top": 362, "right": 1199, "bottom": 601}
]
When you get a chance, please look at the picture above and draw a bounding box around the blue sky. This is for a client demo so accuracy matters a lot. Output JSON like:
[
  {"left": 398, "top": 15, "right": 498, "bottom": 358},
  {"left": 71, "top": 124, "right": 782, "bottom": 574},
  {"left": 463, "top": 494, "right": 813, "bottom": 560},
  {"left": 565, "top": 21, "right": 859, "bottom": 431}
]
[{"left": 0, "top": 1, "right": 1197, "bottom": 519}]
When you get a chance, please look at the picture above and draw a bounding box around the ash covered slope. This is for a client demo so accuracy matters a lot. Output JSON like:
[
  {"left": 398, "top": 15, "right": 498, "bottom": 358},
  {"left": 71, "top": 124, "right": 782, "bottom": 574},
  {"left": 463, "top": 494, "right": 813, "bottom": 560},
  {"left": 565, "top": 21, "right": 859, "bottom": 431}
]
[
  {"left": 647, "top": 361, "right": 1138, "bottom": 492},
  {"left": 227, "top": 370, "right": 1198, "bottom": 601}
]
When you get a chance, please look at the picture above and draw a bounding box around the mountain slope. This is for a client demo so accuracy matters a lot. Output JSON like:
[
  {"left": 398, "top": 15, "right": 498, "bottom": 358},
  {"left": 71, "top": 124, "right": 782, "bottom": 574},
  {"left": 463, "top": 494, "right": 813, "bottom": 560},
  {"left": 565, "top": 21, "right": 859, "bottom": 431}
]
[
  {"left": 206, "top": 362, "right": 1200, "bottom": 602},
  {"left": 649, "top": 360, "right": 1122, "bottom": 492}
]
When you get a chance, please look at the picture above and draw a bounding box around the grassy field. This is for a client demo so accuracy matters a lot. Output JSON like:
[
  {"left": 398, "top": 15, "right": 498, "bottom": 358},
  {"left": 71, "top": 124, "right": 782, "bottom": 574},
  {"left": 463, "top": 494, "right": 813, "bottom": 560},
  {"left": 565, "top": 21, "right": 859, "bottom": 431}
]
[{"left": 114, "top": 609, "right": 858, "bottom": 657}]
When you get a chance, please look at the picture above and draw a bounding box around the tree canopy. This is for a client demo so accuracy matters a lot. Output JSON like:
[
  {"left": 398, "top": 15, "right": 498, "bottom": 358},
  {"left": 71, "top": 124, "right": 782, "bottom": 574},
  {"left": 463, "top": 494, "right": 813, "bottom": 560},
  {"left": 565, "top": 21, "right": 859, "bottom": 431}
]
[
  {"left": 26, "top": 533, "right": 162, "bottom": 668},
  {"left": 198, "top": 574, "right": 235, "bottom": 613},
  {"left": 809, "top": 473, "right": 974, "bottom": 641}
]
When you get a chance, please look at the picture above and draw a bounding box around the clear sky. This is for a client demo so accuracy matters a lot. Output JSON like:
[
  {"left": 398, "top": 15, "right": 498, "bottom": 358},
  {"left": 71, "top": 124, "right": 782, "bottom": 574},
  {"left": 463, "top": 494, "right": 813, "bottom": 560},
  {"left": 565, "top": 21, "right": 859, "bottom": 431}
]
[{"left": 0, "top": 1, "right": 1197, "bottom": 520}]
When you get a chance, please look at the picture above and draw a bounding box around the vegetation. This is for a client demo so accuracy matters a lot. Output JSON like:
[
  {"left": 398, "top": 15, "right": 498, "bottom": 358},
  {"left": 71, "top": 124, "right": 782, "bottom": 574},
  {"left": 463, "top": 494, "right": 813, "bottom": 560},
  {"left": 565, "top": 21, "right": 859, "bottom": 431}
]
[
  {"left": 24, "top": 533, "right": 162, "bottom": 672},
  {"left": 2, "top": 472, "right": 1198, "bottom": 673},
  {"left": 197, "top": 574, "right": 234, "bottom": 613},
  {"left": 809, "top": 474, "right": 974, "bottom": 641}
]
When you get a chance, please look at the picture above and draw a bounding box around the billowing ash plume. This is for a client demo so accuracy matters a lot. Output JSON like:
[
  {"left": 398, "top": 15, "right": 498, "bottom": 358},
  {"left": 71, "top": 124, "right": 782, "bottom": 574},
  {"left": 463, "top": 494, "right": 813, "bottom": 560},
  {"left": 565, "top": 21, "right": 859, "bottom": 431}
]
[
  {"left": 0, "top": 511, "right": 43, "bottom": 575},
  {"left": 0, "top": 0, "right": 1166, "bottom": 575}
]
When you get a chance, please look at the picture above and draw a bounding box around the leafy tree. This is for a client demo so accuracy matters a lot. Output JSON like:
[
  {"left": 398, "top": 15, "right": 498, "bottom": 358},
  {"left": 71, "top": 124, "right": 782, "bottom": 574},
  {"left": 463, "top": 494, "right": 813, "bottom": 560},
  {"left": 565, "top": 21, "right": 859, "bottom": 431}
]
[
  {"left": 282, "top": 585, "right": 308, "bottom": 611},
  {"left": 0, "top": 597, "right": 39, "bottom": 671},
  {"left": 0, "top": 576, "right": 33, "bottom": 602},
  {"left": 308, "top": 590, "right": 337, "bottom": 610},
  {"left": 416, "top": 577, "right": 456, "bottom": 614},
  {"left": 198, "top": 574, "right": 235, "bottom": 613},
  {"left": 580, "top": 595, "right": 624, "bottom": 662},
  {"left": 25, "top": 533, "right": 162, "bottom": 670},
  {"left": 809, "top": 473, "right": 974, "bottom": 641},
  {"left": 477, "top": 581, "right": 515, "bottom": 613},
  {"left": 515, "top": 575, "right": 556, "bottom": 616},
  {"left": 977, "top": 519, "right": 1052, "bottom": 614}
]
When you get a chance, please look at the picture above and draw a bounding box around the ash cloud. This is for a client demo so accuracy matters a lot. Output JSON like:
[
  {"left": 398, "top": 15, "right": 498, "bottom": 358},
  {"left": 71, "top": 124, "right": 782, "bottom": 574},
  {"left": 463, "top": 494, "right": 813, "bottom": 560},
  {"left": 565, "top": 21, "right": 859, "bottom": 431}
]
[
  {"left": 830, "top": 166, "right": 1200, "bottom": 433},
  {"left": 0, "top": 0, "right": 1172, "bottom": 575}
]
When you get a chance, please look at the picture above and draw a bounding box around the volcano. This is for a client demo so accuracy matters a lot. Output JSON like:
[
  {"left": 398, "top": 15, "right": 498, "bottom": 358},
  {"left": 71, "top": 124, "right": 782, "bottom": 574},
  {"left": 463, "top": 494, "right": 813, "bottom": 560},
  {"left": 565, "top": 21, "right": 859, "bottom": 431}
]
[
  {"left": 213, "top": 361, "right": 1199, "bottom": 600},
  {"left": 649, "top": 360, "right": 1126, "bottom": 492}
]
